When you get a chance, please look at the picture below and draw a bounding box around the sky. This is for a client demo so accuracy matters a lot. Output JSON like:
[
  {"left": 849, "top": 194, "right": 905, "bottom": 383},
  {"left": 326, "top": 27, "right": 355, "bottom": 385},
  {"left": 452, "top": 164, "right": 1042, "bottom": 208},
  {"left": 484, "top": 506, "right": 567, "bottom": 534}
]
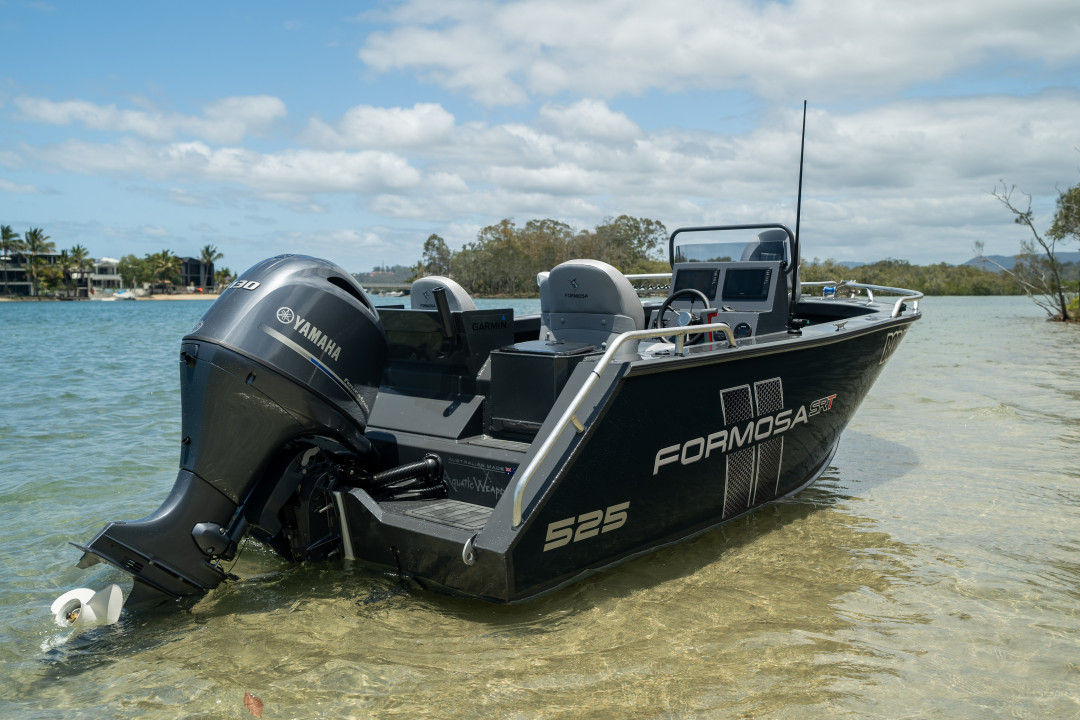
[{"left": 2, "top": 0, "right": 1079, "bottom": 275}]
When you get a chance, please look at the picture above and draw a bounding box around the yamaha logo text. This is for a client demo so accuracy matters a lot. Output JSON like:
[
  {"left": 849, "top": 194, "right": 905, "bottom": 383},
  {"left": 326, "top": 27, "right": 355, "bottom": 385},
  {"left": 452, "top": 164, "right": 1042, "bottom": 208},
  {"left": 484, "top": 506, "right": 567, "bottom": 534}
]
[{"left": 276, "top": 306, "right": 342, "bottom": 362}]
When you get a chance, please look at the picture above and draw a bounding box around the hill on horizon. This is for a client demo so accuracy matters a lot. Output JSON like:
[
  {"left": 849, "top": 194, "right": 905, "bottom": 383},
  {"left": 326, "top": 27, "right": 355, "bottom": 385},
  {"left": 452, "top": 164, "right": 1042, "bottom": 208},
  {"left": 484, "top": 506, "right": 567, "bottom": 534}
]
[
  {"left": 829, "top": 252, "right": 1080, "bottom": 271},
  {"left": 963, "top": 252, "right": 1080, "bottom": 272}
]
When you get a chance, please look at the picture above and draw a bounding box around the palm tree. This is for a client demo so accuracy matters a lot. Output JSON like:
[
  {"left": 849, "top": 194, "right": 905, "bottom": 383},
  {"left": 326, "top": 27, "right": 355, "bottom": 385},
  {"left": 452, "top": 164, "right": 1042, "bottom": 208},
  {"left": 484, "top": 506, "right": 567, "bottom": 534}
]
[
  {"left": 23, "top": 228, "right": 56, "bottom": 297},
  {"left": 1, "top": 225, "right": 23, "bottom": 296},
  {"left": 119, "top": 254, "right": 148, "bottom": 290},
  {"left": 57, "top": 249, "right": 76, "bottom": 296},
  {"left": 70, "top": 244, "right": 91, "bottom": 297},
  {"left": 31, "top": 256, "right": 62, "bottom": 295},
  {"left": 149, "top": 249, "right": 181, "bottom": 294},
  {"left": 199, "top": 244, "right": 223, "bottom": 290}
]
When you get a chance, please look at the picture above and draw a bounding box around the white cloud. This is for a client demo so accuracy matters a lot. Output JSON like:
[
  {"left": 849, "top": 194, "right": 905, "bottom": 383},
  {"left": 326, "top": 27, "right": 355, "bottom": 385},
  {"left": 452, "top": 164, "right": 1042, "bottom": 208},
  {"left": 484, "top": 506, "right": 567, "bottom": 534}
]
[
  {"left": 140, "top": 225, "right": 171, "bottom": 238},
  {"left": 304, "top": 102, "right": 456, "bottom": 149},
  {"left": 538, "top": 100, "right": 640, "bottom": 142},
  {"left": 165, "top": 187, "right": 217, "bottom": 207},
  {"left": 359, "top": 17, "right": 532, "bottom": 105},
  {"left": 12, "top": 89, "right": 1080, "bottom": 264},
  {"left": 358, "top": 0, "right": 1080, "bottom": 105},
  {"left": 0, "top": 177, "right": 40, "bottom": 194},
  {"left": 260, "top": 228, "right": 394, "bottom": 269},
  {"left": 14, "top": 95, "right": 287, "bottom": 144},
  {"left": 194, "top": 96, "right": 288, "bottom": 142},
  {"left": 29, "top": 139, "right": 423, "bottom": 196}
]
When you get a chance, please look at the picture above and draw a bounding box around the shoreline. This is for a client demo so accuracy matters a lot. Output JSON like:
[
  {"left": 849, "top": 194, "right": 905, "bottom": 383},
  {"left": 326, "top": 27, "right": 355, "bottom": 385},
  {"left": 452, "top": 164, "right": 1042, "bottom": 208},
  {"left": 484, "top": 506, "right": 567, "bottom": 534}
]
[
  {"left": 0, "top": 293, "right": 218, "bottom": 302},
  {"left": 141, "top": 293, "right": 219, "bottom": 301}
]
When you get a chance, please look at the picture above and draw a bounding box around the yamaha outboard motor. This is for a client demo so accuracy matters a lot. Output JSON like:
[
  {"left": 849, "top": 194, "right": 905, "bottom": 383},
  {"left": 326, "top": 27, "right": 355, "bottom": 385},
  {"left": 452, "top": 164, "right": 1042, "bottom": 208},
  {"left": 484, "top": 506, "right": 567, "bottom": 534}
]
[{"left": 74, "top": 256, "right": 388, "bottom": 608}]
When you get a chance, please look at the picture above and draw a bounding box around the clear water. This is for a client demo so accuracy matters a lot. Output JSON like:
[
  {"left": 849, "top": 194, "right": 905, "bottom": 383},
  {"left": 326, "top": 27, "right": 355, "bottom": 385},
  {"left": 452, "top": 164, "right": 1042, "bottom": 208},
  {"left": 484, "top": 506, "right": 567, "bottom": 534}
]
[{"left": 1, "top": 296, "right": 1077, "bottom": 718}]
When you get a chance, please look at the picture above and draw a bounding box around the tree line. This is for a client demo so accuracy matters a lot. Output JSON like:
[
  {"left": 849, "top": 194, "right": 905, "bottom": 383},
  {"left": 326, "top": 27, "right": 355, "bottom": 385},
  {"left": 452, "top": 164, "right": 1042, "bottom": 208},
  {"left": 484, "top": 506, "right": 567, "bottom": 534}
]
[
  {"left": 799, "top": 257, "right": 1029, "bottom": 296},
  {"left": 116, "top": 246, "right": 229, "bottom": 295},
  {"left": 411, "top": 214, "right": 1037, "bottom": 298},
  {"left": 0, "top": 224, "right": 230, "bottom": 297},
  {"left": 417, "top": 215, "right": 670, "bottom": 296}
]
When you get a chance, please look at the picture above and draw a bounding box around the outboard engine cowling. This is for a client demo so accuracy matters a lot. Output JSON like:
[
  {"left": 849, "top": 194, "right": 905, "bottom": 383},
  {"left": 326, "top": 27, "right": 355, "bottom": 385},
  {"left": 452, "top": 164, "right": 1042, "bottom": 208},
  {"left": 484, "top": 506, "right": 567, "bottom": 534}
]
[{"left": 74, "top": 256, "right": 387, "bottom": 608}]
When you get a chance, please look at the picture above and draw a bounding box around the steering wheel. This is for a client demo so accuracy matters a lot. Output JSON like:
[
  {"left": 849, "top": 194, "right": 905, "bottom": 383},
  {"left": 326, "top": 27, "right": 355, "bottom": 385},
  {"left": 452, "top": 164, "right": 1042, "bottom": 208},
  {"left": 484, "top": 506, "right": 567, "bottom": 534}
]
[{"left": 652, "top": 288, "right": 713, "bottom": 345}]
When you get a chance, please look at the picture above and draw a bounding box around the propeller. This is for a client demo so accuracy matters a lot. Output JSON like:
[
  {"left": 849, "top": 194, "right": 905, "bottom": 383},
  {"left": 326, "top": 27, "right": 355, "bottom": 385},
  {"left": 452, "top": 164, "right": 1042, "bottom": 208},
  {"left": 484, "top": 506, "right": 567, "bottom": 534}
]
[{"left": 51, "top": 585, "right": 124, "bottom": 628}]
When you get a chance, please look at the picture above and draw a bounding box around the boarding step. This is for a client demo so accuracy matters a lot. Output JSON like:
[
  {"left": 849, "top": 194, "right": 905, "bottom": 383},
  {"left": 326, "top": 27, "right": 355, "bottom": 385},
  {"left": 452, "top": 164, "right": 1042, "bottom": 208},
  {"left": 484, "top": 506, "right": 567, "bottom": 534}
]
[
  {"left": 461, "top": 435, "right": 531, "bottom": 453},
  {"left": 402, "top": 499, "right": 492, "bottom": 531}
]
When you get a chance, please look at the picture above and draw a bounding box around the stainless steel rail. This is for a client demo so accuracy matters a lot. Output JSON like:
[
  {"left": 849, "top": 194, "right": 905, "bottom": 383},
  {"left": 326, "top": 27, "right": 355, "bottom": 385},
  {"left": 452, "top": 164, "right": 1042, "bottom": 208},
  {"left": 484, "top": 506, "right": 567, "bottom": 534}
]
[
  {"left": 625, "top": 272, "right": 671, "bottom": 295},
  {"left": 800, "top": 281, "right": 923, "bottom": 318},
  {"left": 510, "top": 321, "right": 738, "bottom": 527}
]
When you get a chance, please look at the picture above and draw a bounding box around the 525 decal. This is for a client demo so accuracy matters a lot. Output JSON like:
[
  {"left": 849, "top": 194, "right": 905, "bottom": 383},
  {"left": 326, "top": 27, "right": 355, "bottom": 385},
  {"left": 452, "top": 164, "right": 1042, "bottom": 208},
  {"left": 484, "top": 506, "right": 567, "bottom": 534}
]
[
  {"left": 543, "top": 502, "right": 630, "bottom": 552},
  {"left": 879, "top": 328, "right": 906, "bottom": 365}
]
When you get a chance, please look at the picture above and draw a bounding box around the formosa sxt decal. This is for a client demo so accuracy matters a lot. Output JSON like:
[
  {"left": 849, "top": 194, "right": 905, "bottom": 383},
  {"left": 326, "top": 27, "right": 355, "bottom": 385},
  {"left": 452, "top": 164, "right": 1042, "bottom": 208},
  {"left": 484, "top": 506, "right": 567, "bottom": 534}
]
[
  {"left": 652, "top": 378, "right": 837, "bottom": 515},
  {"left": 653, "top": 377, "right": 836, "bottom": 489}
]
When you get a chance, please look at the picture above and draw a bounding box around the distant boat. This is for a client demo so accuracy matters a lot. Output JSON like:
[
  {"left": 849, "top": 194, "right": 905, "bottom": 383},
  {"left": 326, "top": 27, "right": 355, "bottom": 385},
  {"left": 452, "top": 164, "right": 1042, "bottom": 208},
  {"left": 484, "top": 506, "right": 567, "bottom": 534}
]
[{"left": 93, "top": 289, "right": 137, "bottom": 301}]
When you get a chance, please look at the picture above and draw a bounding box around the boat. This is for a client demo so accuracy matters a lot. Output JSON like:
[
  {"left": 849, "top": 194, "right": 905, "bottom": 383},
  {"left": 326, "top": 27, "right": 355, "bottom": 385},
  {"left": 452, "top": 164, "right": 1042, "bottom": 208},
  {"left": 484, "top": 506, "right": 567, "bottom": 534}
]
[
  {"left": 65, "top": 116, "right": 922, "bottom": 613},
  {"left": 92, "top": 289, "right": 137, "bottom": 301},
  {"left": 67, "top": 227, "right": 921, "bottom": 611}
]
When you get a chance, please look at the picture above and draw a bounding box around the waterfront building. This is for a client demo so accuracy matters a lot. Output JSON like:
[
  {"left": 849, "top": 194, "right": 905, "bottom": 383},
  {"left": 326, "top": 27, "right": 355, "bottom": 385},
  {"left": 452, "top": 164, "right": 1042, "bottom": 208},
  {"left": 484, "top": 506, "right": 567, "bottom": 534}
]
[{"left": 0, "top": 251, "right": 62, "bottom": 296}]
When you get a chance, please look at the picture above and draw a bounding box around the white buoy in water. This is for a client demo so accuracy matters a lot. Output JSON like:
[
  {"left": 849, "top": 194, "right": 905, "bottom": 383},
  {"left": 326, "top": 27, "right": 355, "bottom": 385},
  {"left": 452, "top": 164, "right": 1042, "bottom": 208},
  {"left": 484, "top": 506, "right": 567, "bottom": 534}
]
[{"left": 51, "top": 585, "right": 124, "bottom": 627}]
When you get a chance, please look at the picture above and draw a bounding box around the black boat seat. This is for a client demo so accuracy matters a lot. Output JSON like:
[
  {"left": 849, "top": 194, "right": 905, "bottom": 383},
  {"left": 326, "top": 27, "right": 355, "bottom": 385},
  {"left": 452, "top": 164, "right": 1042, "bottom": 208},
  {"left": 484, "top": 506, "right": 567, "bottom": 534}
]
[
  {"left": 540, "top": 259, "right": 645, "bottom": 356},
  {"left": 411, "top": 276, "right": 476, "bottom": 312},
  {"left": 741, "top": 229, "right": 790, "bottom": 265}
]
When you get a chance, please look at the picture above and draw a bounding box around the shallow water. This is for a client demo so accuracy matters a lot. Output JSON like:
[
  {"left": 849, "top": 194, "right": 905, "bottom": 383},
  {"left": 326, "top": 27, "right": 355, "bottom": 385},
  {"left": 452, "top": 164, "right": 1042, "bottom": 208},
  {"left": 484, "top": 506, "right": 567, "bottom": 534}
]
[{"left": 1, "top": 296, "right": 1078, "bottom": 718}]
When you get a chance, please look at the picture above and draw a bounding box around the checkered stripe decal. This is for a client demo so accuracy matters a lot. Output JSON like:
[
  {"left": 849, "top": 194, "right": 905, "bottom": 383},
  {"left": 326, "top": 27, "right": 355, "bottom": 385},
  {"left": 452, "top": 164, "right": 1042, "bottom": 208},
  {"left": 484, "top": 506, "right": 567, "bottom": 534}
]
[
  {"left": 720, "top": 385, "right": 755, "bottom": 518},
  {"left": 753, "top": 378, "right": 785, "bottom": 503},
  {"left": 719, "top": 378, "right": 787, "bottom": 517}
]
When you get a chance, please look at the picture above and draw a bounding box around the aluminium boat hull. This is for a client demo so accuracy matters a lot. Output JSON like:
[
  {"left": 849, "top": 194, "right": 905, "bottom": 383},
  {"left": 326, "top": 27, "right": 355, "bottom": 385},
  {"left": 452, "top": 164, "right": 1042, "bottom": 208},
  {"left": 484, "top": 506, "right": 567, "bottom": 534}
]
[
  {"left": 336, "top": 311, "right": 915, "bottom": 602},
  {"left": 69, "top": 223, "right": 922, "bottom": 613}
]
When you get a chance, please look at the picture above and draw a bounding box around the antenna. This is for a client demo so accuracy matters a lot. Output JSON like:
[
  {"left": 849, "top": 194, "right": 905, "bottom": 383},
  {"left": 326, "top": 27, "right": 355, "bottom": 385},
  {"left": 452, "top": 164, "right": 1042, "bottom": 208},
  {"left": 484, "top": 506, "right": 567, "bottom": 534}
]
[
  {"left": 789, "top": 100, "right": 808, "bottom": 334},
  {"left": 794, "top": 100, "right": 807, "bottom": 254}
]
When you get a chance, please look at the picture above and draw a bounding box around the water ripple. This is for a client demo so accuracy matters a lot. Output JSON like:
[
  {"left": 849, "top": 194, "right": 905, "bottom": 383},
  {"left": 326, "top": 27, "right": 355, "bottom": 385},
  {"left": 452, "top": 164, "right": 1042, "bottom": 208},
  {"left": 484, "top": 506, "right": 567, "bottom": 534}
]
[{"left": 2, "top": 297, "right": 1079, "bottom": 718}]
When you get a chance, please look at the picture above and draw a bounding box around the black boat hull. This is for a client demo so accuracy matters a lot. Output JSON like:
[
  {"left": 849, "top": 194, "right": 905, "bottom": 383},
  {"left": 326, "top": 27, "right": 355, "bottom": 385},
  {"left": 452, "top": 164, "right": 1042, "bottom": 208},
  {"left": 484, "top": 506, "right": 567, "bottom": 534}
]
[{"left": 339, "top": 316, "right": 915, "bottom": 602}]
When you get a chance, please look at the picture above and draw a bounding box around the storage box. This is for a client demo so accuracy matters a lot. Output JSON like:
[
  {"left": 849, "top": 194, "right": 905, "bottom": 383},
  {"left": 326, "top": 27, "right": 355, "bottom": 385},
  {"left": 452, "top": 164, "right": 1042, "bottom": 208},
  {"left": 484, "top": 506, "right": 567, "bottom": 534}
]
[{"left": 489, "top": 341, "right": 597, "bottom": 435}]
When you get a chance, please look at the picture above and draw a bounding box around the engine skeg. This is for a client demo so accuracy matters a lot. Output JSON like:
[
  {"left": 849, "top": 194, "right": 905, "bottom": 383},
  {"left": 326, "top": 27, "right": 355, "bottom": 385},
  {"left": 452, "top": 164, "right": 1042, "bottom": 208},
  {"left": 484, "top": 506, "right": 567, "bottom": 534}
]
[{"left": 74, "top": 469, "right": 236, "bottom": 603}]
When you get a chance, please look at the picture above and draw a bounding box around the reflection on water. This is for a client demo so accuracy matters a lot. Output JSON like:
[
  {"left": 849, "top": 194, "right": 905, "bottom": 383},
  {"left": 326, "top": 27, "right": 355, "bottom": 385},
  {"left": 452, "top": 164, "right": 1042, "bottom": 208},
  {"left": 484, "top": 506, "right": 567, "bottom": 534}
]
[{"left": 2, "top": 296, "right": 1079, "bottom": 718}]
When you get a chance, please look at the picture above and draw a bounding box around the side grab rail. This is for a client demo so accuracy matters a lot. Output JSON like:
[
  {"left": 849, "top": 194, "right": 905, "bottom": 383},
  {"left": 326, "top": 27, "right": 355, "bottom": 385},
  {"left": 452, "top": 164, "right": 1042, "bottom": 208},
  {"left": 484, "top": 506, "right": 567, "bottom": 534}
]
[
  {"left": 624, "top": 272, "right": 672, "bottom": 295},
  {"left": 511, "top": 321, "right": 738, "bottom": 527},
  {"left": 801, "top": 281, "right": 923, "bottom": 318}
]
